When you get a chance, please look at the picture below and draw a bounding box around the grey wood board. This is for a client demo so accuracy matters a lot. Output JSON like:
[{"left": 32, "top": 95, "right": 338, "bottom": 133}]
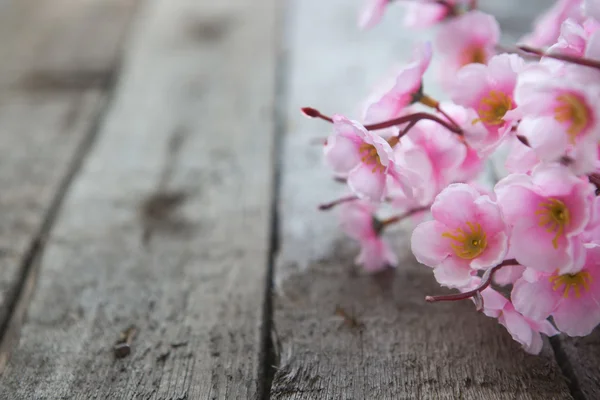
[
  {"left": 270, "top": 0, "right": 573, "bottom": 398},
  {"left": 0, "top": 0, "right": 138, "bottom": 362},
  {"left": 0, "top": 0, "right": 279, "bottom": 398}
]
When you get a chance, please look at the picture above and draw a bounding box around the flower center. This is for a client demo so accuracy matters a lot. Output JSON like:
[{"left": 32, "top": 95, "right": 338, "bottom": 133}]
[
  {"left": 535, "top": 198, "right": 570, "bottom": 249},
  {"left": 359, "top": 143, "right": 385, "bottom": 173},
  {"left": 554, "top": 93, "right": 590, "bottom": 144},
  {"left": 549, "top": 271, "right": 592, "bottom": 298},
  {"left": 473, "top": 90, "right": 513, "bottom": 126},
  {"left": 461, "top": 45, "right": 487, "bottom": 66},
  {"left": 442, "top": 221, "right": 487, "bottom": 259}
]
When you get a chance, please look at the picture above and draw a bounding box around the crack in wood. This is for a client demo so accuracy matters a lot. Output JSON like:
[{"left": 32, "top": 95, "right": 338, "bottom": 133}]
[{"left": 18, "top": 70, "right": 115, "bottom": 92}]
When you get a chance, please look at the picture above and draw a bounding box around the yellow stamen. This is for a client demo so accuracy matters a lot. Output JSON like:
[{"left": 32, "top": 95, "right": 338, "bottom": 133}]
[
  {"left": 548, "top": 271, "right": 592, "bottom": 298},
  {"left": 387, "top": 136, "right": 399, "bottom": 148},
  {"left": 442, "top": 221, "right": 487, "bottom": 259},
  {"left": 359, "top": 143, "right": 385, "bottom": 173},
  {"left": 419, "top": 94, "right": 440, "bottom": 108},
  {"left": 472, "top": 90, "right": 513, "bottom": 126},
  {"left": 535, "top": 198, "right": 570, "bottom": 249},
  {"left": 461, "top": 45, "right": 487, "bottom": 66},
  {"left": 554, "top": 93, "right": 590, "bottom": 144}
]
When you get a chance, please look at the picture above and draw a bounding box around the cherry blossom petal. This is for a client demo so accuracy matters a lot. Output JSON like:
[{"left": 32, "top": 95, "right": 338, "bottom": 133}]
[
  {"left": 433, "top": 257, "right": 475, "bottom": 288},
  {"left": 348, "top": 163, "right": 387, "bottom": 201},
  {"left": 324, "top": 134, "right": 361, "bottom": 174},
  {"left": 339, "top": 201, "right": 376, "bottom": 241},
  {"left": 553, "top": 294, "right": 600, "bottom": 336},
  {"left": 512, "top": 276, "right": 560, "bottom": 321},
  {"left": 411, "top": 220, "right": 452, "bottom": 267},
  {"left": 431, "top": 184, "right": 480, "bottom": 228},
  {"left": 359, "top": 0, "right": 389, "bottom": 29},
  {"left": 357, "top": 238, "right": 398, "bottom": 272}
]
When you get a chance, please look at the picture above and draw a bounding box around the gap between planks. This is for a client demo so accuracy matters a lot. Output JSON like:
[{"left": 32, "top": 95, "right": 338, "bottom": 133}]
[
  {"left": 0, "top": 69, "right": 122, "bottom": 372},
  {"left": 257, "top": 0, "right": 292, "bottom": 398}
]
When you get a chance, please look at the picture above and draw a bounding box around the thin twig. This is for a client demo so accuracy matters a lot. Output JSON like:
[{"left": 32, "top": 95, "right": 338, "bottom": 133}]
[
  {"left": 518, "top": 45, "right": 600, "bottom": 71},
  {"left": 380, "top": 206, "right": 431, "bottom": 226},
  {"left": 425, "top": 259, "right": 519, "bottom": 303}
]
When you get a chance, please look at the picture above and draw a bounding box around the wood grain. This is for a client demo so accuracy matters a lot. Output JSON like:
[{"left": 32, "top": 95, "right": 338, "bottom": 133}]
[
  {"left": 0, "top": 0, "right": 138, "bottom": 361},
  {"left": 270, "top": 0, "right": 573, "bottom": 398},
  {"left": 0, "top": 0, "right": 279, "bottom": 398},
  {"left": 554, "top": 334, "right": 600, "bottom": 399}
]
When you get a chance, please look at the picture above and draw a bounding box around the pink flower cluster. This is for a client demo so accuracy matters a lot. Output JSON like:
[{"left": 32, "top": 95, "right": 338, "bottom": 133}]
[{"left": 306, "top": 0, "right": 600, "bottom": 354}]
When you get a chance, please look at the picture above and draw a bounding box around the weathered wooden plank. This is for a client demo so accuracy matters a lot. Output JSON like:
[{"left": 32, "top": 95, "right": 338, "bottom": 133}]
[
  {"left": 270, "top": 0, "right": 573, "bottom": 398},
  {"left": 0, "top": 0, "right": 138, "bottom": 362},
  {"left": 555, "top": 335, "right": 600, "bottom": 399},
  {"left": 0, "top": 0, "right": 279, "bottom": 398},
  {"left": 0, "top": 0, "right": 137, "bottom": 89}
]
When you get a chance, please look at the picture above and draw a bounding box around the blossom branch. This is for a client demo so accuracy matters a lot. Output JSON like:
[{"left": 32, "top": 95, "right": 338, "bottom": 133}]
[
  {"left": 365, "top": 112, "right": 463, "bottom": 134},
  {"left": 425, "top": 259, "right": 519, "bottom": 305},
  {"left": 435, "top": 104, "right": 462, "bottom": 131},
  {"left": 419, "top": 94, "right": 463, "bottom": 132},
  {"left": 589, "top": 173, "right": 600, "bottom": 195},
  {"left": 318, "top": 195, "right": 358, "bottom": 210},
  {"left": 380, "top": 205, "right": 431, "bottom": 226},
  {"left": 518, "top": 45, "right": 600, "bottom": 71},
  {"left": 301, "top": 107, "right": 464, "bottom": 136},
  {"left": 302, "top": 107, "right": 333, "bottom": 123}
]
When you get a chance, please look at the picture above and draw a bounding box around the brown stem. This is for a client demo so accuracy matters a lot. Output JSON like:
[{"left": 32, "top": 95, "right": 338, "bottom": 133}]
[
  {"left": 516, "top": 135, "right": 530, "bottom": 147},
  {"left": 318, "top": 195, "right": 358, "bottom": 210},
  {"left": 433, "top": 0, "right": 458, "bottom": 16},
  {"left": 420, "top": 94, "right": 462, "bottom": 132},
  {"left": 436, "top": 104, "right": 462, "bottom": 132},
  {"left": 380, "top": 206, "right": 431, "bottom": 226},
  {"left": 397, "top": 119, "right": 419, "bottom": 139},
  {"left": 302, "top": 107, "right": 333, "bottom": 123},
  {"left": 425, "top": 259, "right": 519, "bottom": 304},
  {"left": 301, "top": 107, "right": 464, "bottom": 136},
  {"left": 365, "top": 112, "right": 463, "bottom": 134},
  {"left": 589, "top": 173, "right": 600, "bottom": 195},
  {"left": 518, "top": 45, "right": 600, "bottom": 71}
]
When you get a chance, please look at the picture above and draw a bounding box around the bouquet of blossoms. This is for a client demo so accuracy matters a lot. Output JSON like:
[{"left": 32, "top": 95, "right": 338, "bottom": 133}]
[{"left": 305, "top": 0, "right": 600, "bottom": 354}]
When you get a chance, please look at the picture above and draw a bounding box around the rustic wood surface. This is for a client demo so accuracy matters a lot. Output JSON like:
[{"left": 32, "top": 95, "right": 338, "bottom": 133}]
[
  {"left": 0, "top": 0, "right": 138, "bottom": 368},
  {"left": 0, "top": 0, "right": 597, "bottom": 399},
  {"left": 0, "top": 0, "right": 278, "bottom": 398}
]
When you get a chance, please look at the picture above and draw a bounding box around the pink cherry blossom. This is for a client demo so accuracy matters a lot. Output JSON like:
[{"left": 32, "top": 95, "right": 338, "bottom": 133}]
[
  {"left": 512, "top": 65, "right": 600, "bottom": 173},
  {"left": 521, "top": 0, "right": 584, "bottom": 47},
  {"left": 402, "top": 0, "right": 464, "bottom": 28},
  {"left": 393, "top": 103, "right": 483, "bottom": 208},
  {"left": 504, "top": 137, "right": 540, "bottom": 174},
  {"left": 493, "top": 265, "right": 526, "bottom": 286},
  {"left": 363, "top": 43, "right": 432, "bottom": 124},
  {"left": 495, "top": 164, "right": 595, "bottom": 274},
  {"left": 339, "top": 200, "right": 397, "bottom": 272},
  {"left": 450, "top": 54, "right": 525, "bottom": 155},
  {"left": 436, "top": 11, "right": 500, "bottom": 88},
  {"left": 512, "top": 244, "right": 600, "bottom": 336},
  {"left": 358, "top": 0, "right": 389, "bottom": 30},
  {"left": 546, "top": 19, "right": 597, "bottom": 60},
  {"left": 581, "top": 196, "right": 600, "bottom": 243},
  {"left": 475, "top": 285, "right": 559, "bottom": 354},
  {"left": 411, "top": 184, "right": 509, "bottom": 288},
  {"left": 324, "top": 115, "right": 412, "bottom": 202}
]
